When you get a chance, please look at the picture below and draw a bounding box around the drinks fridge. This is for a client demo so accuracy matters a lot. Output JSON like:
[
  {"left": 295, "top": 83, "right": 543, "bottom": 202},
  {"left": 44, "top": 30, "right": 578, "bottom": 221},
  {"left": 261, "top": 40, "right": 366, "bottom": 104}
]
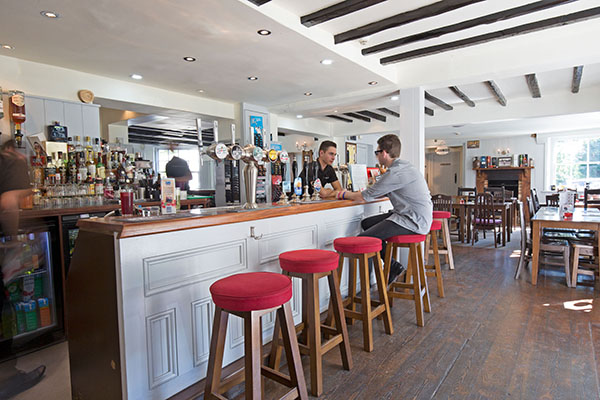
[{"left": 0, "top": 226, "right": 63, "bottom": 361}]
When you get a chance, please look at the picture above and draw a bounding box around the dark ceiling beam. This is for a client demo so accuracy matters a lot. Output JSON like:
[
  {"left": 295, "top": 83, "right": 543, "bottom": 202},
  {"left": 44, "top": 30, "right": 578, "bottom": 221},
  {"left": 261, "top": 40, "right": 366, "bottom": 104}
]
[
  {"left": 381, "top": 6, "right": 600, "bottom": 64},
  {"left": 326, "top": 114, "right": 353, "bottom": 123},
  {"left": 425, "top": 107, "right": 434, "bottom": 116},
  {"left": 425, "top": 92, "right": 453, "bottom": 111},
  {"left": 334, "top": 0, "right": 483, "bottom": 44},
  {"left": 572, "top": 65, "right": 583, "bottom": 93},
  {"left": 343, "top": 112, "right": 371, "bottom": 122},
  {"left": 525, "top": 73, "right": 541, "bottom": 98},
  {"left": 362, "top": 0, "right": 576, "bottom": 55},
  {"left": 356, "top": 110, "right": 386, "bottom": 122},
  {"left": 247, "top": 0, "right": 271, "bottom": 6},
  {"left": 301, "top": 0, "right": 387, "bottom": 28},
  {"left": 377, "top": 107, "right": 400, "bottom": 118},
  {"left": 485, "top": 81, "right": 507, "bottom": 106},
  {"left": 449, "top": 86, "right": 475, "bottom": 107}
]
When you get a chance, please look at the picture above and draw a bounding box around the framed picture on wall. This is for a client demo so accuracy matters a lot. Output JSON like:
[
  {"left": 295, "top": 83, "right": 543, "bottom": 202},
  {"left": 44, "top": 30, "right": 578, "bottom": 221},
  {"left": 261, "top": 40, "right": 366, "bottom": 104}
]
[
  {"left": 467, "top": 140, "right": 480, "bottom": 149},
  {"left": 346, "top": 142, "right": 357, "bottom": 164}
]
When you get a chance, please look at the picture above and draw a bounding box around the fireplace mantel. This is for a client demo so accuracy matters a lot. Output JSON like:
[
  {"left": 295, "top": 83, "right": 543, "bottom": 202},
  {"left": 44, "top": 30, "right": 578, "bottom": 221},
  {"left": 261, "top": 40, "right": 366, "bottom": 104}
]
[{"left": 475, "top": 166, "right": 534, "bottom": 220}]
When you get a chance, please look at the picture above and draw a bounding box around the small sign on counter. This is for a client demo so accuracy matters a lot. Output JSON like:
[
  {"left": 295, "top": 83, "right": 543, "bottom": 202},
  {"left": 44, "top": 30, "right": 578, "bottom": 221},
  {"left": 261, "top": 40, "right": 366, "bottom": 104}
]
[{"left": 161, "top": 178, "right": 177, "bottom": 214}]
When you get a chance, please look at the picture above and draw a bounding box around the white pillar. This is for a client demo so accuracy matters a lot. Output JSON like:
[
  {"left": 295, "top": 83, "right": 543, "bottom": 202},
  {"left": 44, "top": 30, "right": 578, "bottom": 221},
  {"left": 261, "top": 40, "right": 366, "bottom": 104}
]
[{"left": 399, "top": 87, "right": 425, "bottom": 173}]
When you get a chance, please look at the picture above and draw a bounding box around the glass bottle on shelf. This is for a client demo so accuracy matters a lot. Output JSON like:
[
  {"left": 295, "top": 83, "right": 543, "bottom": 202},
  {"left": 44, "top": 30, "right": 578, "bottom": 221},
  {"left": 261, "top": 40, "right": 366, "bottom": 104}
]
[
  {"left": 68, "top": 152, "right": 77, "bottom": 184},
  {"left": 84, "top": 136, "right": 92, "bottom": 156},
  {"left": 96, "top": 151, "right": 105, "bottom": 179},
  {"left": 57, "top": 152, "right": 67, "bottom": 184},
  {"left": 9, "top": 90, "right": 26, "bottom": 148},
  {"left": 74, "top": 135, "right": 83, "bottom": 153},
  {"left": 44, "top": 155, "right": 56, "bottom": 186},
  {"left": 77, "top": 152, "right": 87, "bottom": 184}
]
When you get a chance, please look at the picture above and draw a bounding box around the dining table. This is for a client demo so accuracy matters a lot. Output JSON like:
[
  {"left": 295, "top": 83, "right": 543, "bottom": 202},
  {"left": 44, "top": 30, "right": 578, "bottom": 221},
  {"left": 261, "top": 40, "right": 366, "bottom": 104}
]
[
  {"left": 530, "top": 207, "right": 600, "bottom": 285},
  {"left": 452, "top": 201, "right": 513, "bottom": 246}
]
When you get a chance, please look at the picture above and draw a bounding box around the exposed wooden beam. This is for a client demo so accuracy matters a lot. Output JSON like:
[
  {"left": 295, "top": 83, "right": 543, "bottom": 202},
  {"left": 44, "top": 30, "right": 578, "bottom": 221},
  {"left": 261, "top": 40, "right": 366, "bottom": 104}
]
[
  {"left": 425, "top": 92, "right": 453, "bottom": 111},
  {"left": 381, "top": 7, "right": 600, "bottom": 65},
  {"left": 572, "top": 65, "right": 583, "bottom": 93},
  {"left": 326, "top": 114, "right": 353, "bottom": 123},
  {"left": 343, "top": 112, "right": 371, "bottom": 122},
  {"left": 485, "top": 81, "right": 507, "bottom": 107},
  {"left": 356, "top": 110, "right": 386, "bottom": 122},
  {"left": 377, "top": 107, "right": 400, "bottom": 118},
  {"left": 334, "top": 0, "right": 483, "bottom": 44},
  {"left": 449, "top": 86, "right": 475, "bottom": 107},
  {"left": 362, "top": 0, "right": 576, "bottom": 55},
  {"left": 425, "top": 107, "right": 434, "bottom": 116},
  {"left": 301, "top": 0, "right": 387, "bottom": 28},
  {"left": 247, "top": 0, "right": 271, "bottom": 6},
  {"left": 525, "top": 74, "right": 541, "bottom": 98}
]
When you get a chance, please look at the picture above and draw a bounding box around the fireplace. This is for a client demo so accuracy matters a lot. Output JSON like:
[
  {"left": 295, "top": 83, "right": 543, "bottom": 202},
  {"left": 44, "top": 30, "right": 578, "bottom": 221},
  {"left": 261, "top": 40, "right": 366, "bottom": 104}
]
[{"left": 475, "top": 166, "right": 533, "bottom": 221}]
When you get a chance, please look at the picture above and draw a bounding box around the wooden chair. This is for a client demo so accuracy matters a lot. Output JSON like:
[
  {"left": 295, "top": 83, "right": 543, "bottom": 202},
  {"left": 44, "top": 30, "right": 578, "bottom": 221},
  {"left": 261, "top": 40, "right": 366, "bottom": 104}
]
[
  {"left": 515, "top": 198, "right": 571, "bottom": 286},
  {"left": 584, "top": 187, "right": 600, "bottom": 209},
  {"left": 485, "top": 186, "right": 506, "bottom": 202},
  {"left": 457, "top": 187, "right": 476, "bottom": 202},
  {"left": 570, "top": 240, "right": 599, "bottom": 288},
  {"left": 471, "top": 193, "right": 503, "bottom": 247},
  {"left": 546, "top": 194, "right": 559, "bottom": 206},
  {"left": 430, "top": 195, "right": 456, "bottom": 270},
  {"left": 530, "top": 188, "right": 541, "bottom": 213}
]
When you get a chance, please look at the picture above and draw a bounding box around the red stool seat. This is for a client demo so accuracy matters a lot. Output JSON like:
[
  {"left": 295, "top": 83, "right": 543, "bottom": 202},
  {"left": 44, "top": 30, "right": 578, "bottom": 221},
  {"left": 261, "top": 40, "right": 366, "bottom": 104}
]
[
  {"left": 433, "top": 211, "right": 451, "bottom": 219},
  {"left": 430, "top": 220, "right": 442, "bottom": 231},
  {"left": 279, "top": 249, "right": 339, "bottom": 274},
  {"left": 386, "top": 234, "right": 427, "bottom": 244},
  {"left": 210, "top": 272, "right": 292, "bottom": 312},
  {"left": 334, "top": 236, "right": 382, "bottom": 254}
]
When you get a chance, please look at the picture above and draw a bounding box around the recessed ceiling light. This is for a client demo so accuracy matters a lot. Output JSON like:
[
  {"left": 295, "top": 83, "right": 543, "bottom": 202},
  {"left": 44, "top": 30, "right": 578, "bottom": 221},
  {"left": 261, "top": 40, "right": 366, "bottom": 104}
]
[
  {"left": 130, "top": 74, "right": 143, "bottom": 80},
  {"left": 197, "top": 89, "right": 204, "bottom": 93},
  {"left": 320, "top": 59, "right": 333, "bottom": 65},
  {"left": 183, "top": 56, "right": 196, "bottom": 62},
  {"left": 334, "top": 110, "right": 338, "bottom": 113},
  {"left": 368, "top": 81, "right": 378, "bottom": 86},
  {"left": 296, "top": 115, "right": 303, "bottom": 119},
  {"left": 248, "top": 76, "right": 258, "bottom": 81},
  {"left": 41, "top": 11, "right": 59, "bottom": 18},
  {"left": 257, "top": 29, "right": 271, "bottom": 36},
  {"left": 390, "top": 95, "right": 399, "bottom": 101},
  {"left": 454, "top": 132, "right": 461, "bottom": 136},
  {"left": 1, "top": 44, "right": 14, "bottom": 50},
  {"left": 304, "top": 92, "right": 312, "bottom": 96}
]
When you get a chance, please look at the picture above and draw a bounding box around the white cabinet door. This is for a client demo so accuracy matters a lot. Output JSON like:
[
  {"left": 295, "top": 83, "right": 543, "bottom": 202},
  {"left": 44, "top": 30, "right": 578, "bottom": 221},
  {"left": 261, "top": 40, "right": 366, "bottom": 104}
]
[
  {"left": 82, "top": 105, "right": 100, "bottom": 140},
  {"left": 43, "top": 99, "right": 64, "bottom": 128},
  {"left": 23, "top": 96, "right": 45, "bottom": 137},
  {"left": 64, "top": 103, "right": 83, "bottom": 139}
]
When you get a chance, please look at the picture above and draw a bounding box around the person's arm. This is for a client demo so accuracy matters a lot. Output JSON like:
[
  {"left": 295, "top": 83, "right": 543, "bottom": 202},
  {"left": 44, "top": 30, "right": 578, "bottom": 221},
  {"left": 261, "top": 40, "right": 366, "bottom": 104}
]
[{"left": 334, "top": 189, "right": 364, "bottom": 202}]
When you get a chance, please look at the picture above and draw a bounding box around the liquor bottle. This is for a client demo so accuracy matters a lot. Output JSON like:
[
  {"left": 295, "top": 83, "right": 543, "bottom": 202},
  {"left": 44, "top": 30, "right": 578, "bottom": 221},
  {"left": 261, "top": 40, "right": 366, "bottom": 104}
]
[
  {"left": 74, "top": 135, "right": 83, "bottom": 153},
  {"left": 9, "top": 90, "right": 26, "bottom": 148},
  {"left": 67, "top": 136, "right": 74, "bottom": 155},
  {"left": 117, "top": 154, "right": 127, "bottom": 185},
  {"left": 57, "top": 152, "right": 67, "bottom": 184},
  {"left": 93, "top": 138, "right": 100, "bottom": 154},
  {"left": 77, "top": 152, "right": 87, "bottom": 184},
  {"left": 84, "top": 136, "right": 92, "bottom": 156},
  {"left": 44, "top": 155, "right": 56, "bottom": 185},
  {"left": 96, "top": 151, "right": 106, "bottom": 179},
  {"left": 68, "top": 152, "right": 77, "bottom": 184},
  {"left": 31, "top": 149, "right": 44, "bottom": 186},
  {"left": 86, "top": 151, "right": 96, "bottom": 178},
  {"left": 94, "top": 177, "right": 104, "bottom": 199}
]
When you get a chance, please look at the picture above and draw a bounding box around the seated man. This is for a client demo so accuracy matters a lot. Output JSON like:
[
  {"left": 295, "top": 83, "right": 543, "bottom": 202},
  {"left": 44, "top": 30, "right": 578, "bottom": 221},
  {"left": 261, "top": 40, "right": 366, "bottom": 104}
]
[
  {"left": 300, "top": 140, "right": 342, "bottom": 198},
  {"left": 334, "top": 134, "right": 433, "bottom": 283}
]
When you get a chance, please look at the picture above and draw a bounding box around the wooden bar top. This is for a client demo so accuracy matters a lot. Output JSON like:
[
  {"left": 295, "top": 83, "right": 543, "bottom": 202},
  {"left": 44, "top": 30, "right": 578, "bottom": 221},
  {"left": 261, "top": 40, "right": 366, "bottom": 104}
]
[{"left": 78, "top": 199, "right": 386, "bottom": 239}]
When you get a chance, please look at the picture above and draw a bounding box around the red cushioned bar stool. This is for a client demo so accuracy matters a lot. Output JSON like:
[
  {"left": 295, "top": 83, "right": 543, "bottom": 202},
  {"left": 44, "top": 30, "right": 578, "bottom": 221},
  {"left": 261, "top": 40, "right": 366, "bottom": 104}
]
[
  {"left": 423, "top": 220, "right": 445, "bottom": 298},
  {"left": 430, "top": 210, "right": 455, "bottom": 270},
  {"left": 269, "top": 249, "right": 352, "bottom": 397},
  {"left": 205, "top": 272, "right": 308, "bottom": 400},
  {"left": 332, "top": 236, "right": 393, "bottom": 352},
  {"left": 383, "top": 233, "right": 431, "bottom": 327}
]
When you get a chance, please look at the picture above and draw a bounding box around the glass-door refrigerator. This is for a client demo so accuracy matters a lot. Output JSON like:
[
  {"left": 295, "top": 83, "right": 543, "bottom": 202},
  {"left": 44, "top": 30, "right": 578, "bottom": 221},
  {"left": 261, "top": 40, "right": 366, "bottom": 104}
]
[{"left": 1, "top": 226, "right": 64, "bottom": 361}]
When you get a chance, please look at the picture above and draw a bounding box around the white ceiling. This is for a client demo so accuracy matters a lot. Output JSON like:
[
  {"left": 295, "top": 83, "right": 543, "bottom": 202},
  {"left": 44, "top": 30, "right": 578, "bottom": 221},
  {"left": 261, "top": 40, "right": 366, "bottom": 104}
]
[{"left": 1, "top": 0, "right": 600, "bottom": 139}]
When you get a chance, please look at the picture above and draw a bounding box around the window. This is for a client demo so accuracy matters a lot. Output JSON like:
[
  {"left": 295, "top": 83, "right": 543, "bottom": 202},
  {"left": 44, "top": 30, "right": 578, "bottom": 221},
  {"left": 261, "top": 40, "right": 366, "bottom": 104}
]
[
  {"left": 552, "top": 136, "right": 600, "bottom": 190},
  {"left": 156, "top": 147, "right": 216, "bottom": 190}
]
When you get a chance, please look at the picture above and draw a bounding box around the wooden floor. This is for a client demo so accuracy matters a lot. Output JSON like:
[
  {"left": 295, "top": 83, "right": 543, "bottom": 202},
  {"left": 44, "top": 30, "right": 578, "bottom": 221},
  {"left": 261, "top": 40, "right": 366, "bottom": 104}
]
[{"left": 221, "top": 231, "right": 600, "bottom": 399}]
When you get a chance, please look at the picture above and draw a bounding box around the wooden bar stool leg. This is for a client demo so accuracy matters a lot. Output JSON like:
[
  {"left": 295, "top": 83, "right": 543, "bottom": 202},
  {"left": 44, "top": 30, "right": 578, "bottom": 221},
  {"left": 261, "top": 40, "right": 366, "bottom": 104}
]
[
  {"left": 324, "top": 255, "right": 345, "bottom": 329},
  {"left": 307, "top": 274, "right": 322, "bottom": 397},
  {"left": 409, "top": 244, "right": 425, "bottom": 327},
  {"left": 267, "top": 310, "right": 282, "bottom": 370},
  {"left": 571, "top": 245, "right": 581, "bottom": 288},
  {"left": 383, "top": 243, "right": 393, "bottom": 286},
  {"left": 348, "top": 256, "right": 357, "bottom": 325},
  {"left": 299, "top": 277, "right": 308, "bottom": 346},
  {"left": 424, "top": 231, "right": 431, "bottom": 266},
  {"left": 417, "top": 243, "right": 431, "bottom": 313},
  {"left": 327, "top": 270, "right": 352, "bottom": 370},
  {"left": 204, "top": 307, "right": 229, "bottom": 400},
  {"left": 244, "top": 311, "right": 262, "bottom": 399},
  {"left": 278, "top": 302, "right": 309, "bottom": 400},
  {"left": 358, "top": 254, "right": 373, "bottom": 352},
  {"left": 442, "top": 218, "right": 455, "bottom": 270},
  {"left": 427, "top": 230, "right": 445, "bottom": 298},
  {"left": 404, "top": 243, "right": 412, "bottom": 285},
  {"left": 374, "top": 251, "right": 393, "bottom": 335}
]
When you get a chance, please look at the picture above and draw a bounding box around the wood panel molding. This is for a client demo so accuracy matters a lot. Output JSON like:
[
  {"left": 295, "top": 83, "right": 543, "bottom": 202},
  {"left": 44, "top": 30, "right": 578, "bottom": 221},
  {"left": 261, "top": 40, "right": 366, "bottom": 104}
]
[
  {"left": 192, "top": 299, "right": 213, "bottom": 367},
  {"left": 146, "top": 308, "right": 179, "bottom": 389}
]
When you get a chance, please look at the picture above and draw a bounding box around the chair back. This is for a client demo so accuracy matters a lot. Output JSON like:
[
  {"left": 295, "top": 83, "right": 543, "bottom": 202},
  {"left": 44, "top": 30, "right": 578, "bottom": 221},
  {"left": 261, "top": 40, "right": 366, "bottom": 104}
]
[
  {"left": 519, "top": 201, "right": 527, "bottom": 251},
  {"left": 485, "top": 186, "right": 506, "bottom": 202},
  {"left": 473, "top": 193, "right": 498, "bottom": 227},
  {"left": 584, "top": 187, "right": 600, "bottom": 209},
  {"left": 431, "top": 194, "right": 452, "bottom": 212},
  {"left": 546, "top": 194, "right": 559, "bottom": 206},
  {"left": 530, "top": 188, "right": 540, "bottom": 212},
  {"left": 526, "top": 196, "right": 535, "bottom": 237},
  {"left": 458, "top": 187, "right": 476, "bottom": 202}
]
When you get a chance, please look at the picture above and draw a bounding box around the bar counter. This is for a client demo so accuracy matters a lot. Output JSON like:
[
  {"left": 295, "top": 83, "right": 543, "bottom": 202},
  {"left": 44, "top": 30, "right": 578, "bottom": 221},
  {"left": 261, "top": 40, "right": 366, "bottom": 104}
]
[{"left": 67, "top": 198, "right": 392, "bottom": 400}]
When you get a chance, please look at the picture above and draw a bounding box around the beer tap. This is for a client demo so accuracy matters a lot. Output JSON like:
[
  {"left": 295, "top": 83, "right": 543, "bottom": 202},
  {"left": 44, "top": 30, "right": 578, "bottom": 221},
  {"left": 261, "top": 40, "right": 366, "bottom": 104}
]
[
  {"left": 276, "top": 150, "right": 290, "bottom": 205},
  {"left": 240, "top": 141, "right": 266, "bottom": 209}
]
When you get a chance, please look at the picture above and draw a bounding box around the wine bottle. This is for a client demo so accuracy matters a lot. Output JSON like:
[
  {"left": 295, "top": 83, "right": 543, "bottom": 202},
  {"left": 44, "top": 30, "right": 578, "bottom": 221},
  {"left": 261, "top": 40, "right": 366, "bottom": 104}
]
[{"left": 9, "top": 90, "right": 26, "bottom": 148}]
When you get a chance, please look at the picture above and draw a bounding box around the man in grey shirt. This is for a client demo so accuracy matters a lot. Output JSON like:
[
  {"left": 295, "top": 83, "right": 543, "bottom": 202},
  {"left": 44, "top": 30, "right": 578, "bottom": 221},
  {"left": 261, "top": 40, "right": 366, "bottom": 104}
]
[{"left": 334, "top": 134, "right": 432, "bottom": 282}]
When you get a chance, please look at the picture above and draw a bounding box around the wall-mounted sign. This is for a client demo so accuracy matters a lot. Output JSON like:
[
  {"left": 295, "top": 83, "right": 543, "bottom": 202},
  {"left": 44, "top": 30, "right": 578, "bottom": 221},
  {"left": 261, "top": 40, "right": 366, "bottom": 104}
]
[{"left": 467, "top": 140, "right": 480, "bottom": 149}]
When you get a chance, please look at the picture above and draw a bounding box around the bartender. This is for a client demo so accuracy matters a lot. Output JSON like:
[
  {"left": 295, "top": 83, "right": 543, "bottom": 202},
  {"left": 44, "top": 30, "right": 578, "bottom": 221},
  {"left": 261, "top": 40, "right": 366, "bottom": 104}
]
[
  {"left": 165, "top": 156, "right": 192, "bottom": 191},
  {"left": 334, "top": 134, "right": 433, "bottom": 283},
  {"left": 300, "top": 140, "right": 342, "bottom": 198}
]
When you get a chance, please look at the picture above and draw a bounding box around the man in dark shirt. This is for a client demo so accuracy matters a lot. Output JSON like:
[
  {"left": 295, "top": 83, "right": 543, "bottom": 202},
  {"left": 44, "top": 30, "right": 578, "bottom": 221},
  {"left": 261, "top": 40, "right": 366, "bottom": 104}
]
[
  {"left": 300, "top": 140, "right": 342, "bottom": 198},
  {"left": 0, "top": 141, "right": 46, "bottom": 398}
]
